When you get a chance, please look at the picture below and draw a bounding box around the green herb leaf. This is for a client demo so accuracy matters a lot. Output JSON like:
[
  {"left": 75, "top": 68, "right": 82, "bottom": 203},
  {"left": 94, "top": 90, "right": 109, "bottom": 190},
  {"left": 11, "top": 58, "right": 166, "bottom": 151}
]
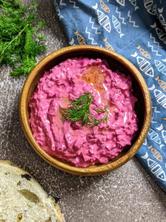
[
  {"left": 60, "top": 93, "right": 109, "bottom": 127},
  {"left": 0, "top": 0, "right": 45, "bottom": 77}
]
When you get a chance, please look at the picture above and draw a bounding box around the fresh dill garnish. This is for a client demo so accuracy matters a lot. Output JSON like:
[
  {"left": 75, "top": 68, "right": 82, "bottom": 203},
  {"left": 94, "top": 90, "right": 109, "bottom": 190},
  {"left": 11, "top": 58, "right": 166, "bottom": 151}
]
[
  {"left": 0, "top": 0, "right": 45, "bottom": 77},
  {"left": 60, "top": 93, "right": 108, "bottom": 126}
]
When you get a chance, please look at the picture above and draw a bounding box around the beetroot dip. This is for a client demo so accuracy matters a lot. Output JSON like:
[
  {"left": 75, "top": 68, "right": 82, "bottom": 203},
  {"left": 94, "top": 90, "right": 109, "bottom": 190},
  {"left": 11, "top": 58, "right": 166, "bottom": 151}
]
[{"left": 29, "top": 58, "right": 138, "bottom": 167}]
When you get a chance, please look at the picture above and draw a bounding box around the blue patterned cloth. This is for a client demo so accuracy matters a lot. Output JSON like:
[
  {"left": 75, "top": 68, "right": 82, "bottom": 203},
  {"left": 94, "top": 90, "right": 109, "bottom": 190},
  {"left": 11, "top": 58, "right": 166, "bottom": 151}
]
[{"left": 54, "top": 0, "right": 166, "bottom": 191}]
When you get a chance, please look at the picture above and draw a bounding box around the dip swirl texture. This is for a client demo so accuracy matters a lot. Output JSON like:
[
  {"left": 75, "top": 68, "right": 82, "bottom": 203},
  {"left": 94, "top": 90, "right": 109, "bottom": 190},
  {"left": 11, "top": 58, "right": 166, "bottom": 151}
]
[{"left": 29, "top": 58, "right": 138, "bottom": 167}]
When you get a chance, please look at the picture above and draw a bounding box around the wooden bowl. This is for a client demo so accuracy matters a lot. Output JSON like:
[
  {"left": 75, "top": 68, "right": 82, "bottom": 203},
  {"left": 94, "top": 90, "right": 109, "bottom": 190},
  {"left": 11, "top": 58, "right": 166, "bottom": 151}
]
[{"left": 19, "top": 45, "right": 151, "bottom": 176}]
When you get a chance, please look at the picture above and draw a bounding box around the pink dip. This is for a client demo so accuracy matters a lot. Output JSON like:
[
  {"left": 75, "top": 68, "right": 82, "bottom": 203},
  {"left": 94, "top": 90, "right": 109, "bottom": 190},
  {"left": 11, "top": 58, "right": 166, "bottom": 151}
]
[{"left": 29, "top": 58, "right": 138, "bottom": 167}]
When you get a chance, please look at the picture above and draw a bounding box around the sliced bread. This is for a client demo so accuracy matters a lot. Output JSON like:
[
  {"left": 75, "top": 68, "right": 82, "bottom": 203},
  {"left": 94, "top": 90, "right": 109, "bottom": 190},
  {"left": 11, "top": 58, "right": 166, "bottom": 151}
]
[{"left": 0, "top": 161, "right": 64, "bottom": 222}]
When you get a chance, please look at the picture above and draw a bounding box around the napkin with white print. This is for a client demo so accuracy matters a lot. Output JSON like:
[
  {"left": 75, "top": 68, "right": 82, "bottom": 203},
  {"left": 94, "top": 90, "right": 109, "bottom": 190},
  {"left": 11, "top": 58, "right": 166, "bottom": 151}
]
[{"left": 54, "top": 0, "right": 166, "bottom": 191}]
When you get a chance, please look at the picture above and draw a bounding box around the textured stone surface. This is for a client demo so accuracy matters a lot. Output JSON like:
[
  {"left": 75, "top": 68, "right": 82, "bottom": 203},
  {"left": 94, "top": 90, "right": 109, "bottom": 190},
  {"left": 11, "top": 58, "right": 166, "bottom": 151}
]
[{"left": 0, "top": 1, "right": 166, "bottom": 221}]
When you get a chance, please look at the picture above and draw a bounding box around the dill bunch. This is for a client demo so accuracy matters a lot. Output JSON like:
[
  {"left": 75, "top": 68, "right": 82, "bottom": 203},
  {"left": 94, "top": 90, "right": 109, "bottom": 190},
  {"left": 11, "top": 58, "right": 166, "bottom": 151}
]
[
  {"left": 61, "top": 93, "right": 108, "bottom": 127},
  {"left": 0, "top": 0, "right": 45, "bottom": 77}
]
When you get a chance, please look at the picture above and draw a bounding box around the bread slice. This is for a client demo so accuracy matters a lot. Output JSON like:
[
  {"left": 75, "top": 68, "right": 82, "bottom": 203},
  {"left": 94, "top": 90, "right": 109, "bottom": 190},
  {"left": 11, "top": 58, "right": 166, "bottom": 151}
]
[{"left": 0, "top": 161, "right": 64, "bottom": 222}]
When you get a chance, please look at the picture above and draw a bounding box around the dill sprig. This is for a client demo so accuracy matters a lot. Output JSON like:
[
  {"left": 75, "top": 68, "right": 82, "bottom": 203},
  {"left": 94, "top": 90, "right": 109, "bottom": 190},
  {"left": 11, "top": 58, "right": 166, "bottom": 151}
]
[
  {"left": 0, "top": 0, "right": 45, "bottom": 77},
  {"left": 60, "top": 93, "right": 108, "bottom": 126}
]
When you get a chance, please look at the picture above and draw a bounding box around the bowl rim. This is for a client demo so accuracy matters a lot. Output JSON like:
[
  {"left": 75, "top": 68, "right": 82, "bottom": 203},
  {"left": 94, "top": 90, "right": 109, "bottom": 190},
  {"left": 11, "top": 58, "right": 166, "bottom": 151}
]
[{"left": 19, "top": 45, "right": 151, "bottom": 175}]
